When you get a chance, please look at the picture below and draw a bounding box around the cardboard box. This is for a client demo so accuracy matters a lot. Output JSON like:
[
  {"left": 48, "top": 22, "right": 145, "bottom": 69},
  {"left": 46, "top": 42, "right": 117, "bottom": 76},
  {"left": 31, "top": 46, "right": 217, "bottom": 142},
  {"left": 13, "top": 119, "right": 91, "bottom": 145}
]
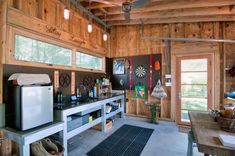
[{"left": 93, "top": 120, "right": 112, "bottom": 131}]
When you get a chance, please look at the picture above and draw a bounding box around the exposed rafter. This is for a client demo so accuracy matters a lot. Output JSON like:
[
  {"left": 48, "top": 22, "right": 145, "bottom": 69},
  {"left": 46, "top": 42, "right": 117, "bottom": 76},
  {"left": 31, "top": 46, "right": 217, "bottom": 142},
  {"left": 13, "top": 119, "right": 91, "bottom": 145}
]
[
  {"left": 104, "top": 6, "right": 235, "bottom": 21},
  {"left": 108, "top": 15, "right": 235, "bottom": 26},
  {"left": 78, "top": 0, "right": 235, "bottom": 26},
  {"left": 70, "top": 0, "right": 110, "bottom": 28}
]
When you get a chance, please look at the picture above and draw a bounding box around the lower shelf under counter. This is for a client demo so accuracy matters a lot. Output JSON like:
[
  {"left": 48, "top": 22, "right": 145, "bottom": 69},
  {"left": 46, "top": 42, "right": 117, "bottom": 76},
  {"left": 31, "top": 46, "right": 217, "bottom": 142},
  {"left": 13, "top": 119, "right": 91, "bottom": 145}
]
[
  {"left": 67, "top": 117, "right": 102, "bottom": 139},
  {"left": 54, "top": 92, "right": 125, "bottom": 156},
  {"left": 1, "top": 122, "right": 64, "bottom": 156}
]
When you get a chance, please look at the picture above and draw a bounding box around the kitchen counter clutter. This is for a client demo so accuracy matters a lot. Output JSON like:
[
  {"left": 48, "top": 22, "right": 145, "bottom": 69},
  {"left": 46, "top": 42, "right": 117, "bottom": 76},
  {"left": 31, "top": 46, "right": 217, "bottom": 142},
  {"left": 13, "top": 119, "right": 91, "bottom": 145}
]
[{"left": 54, "top": 91, "right": 125, "bottom": 156}]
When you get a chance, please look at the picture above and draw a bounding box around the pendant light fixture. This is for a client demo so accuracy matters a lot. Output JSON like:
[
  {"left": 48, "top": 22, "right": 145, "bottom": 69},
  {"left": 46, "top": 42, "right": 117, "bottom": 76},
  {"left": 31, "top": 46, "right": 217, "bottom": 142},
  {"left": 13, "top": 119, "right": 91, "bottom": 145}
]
[
  {"left": 64, "top": 0, "right": 70, "bottom": 20},
  {"left": 103, "top": 14, "right": 108, "bottom": 41},
  {"left": 64, "top": 7, "right": 70, "bottom": 20},
  {"left": 88, "top": 17, "right": 93, "bottom": 33},
  {"left": 87, "top": 0, "right": 92, "bottom": 33},
  {"left": 103, "top": 32, "right": 108, "bottom": 41}
]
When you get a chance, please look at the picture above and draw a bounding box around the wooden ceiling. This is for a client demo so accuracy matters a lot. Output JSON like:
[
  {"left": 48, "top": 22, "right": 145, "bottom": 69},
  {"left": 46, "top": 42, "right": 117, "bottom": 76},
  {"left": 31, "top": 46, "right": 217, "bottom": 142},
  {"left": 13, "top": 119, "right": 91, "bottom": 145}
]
[{"left": 79, "top": 0, "right": 235, "bottom": 26}]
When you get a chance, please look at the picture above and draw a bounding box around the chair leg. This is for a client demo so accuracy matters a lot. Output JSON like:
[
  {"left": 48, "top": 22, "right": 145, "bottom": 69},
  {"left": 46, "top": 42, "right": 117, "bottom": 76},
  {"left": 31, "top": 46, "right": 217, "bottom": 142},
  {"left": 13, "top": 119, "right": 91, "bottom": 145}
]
[
  {"left": 187, "top": 139, "right": 192, "bottom": 156},
  {"left": 187, "top": 130, "right": 196, "bottom": 156}
]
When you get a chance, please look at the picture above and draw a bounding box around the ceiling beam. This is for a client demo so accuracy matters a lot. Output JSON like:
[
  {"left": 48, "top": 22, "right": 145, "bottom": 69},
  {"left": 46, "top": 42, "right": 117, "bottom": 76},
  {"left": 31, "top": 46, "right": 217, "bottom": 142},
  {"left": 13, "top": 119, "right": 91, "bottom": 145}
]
[
  {"left": 70, "top": 0, "right": 110, "bottom": 28},
  {"left": 88, "top": 3, "right": 117, "bottom": 10},
  {"left": 87, "top": 0, "right": 167, "bottom": 9},
  {"left": 95, "top": 0, "right": 235, "bottom": 16},
  {"left": 104, "top": 6, "right": 235, "bottom": 21},
  {"left": 99, "top": 7, "right": 108, "bottom": 15},
  {"left": 108, "top": 15, "right": 235, "bottom": 25},
  {"left": 87, "top": 0, "right": 122, "bottom": 9}
]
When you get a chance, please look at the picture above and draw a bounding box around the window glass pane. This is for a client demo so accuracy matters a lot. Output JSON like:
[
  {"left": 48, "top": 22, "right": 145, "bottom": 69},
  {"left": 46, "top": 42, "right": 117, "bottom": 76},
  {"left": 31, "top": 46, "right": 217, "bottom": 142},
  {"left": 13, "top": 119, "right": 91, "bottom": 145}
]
[
  {"left": 181, "top": 72, "right": 207, "bottom": 85},
  {"left": 76, "top": 52, "right": 102, "bottom": 70},
  {"left": 181, "top": 59, "right": 207, "bottom": 72},
  {"left": 15, "top": 35, "right": 72, "bottom": 66},
  {"left": 181, "top": 110, "right": 189, "bottom": 122},
  {"left": 181, "top": 98, "right": 207, "bottom": 111},
  {"left": 181, "top": 85, "right": 207, "bottom": 98}
]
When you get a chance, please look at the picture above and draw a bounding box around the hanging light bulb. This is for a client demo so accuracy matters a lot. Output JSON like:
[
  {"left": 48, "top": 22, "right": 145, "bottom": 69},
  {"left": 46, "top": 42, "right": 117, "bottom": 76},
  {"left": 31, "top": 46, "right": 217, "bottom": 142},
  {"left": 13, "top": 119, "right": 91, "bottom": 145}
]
[
  {"left": 87, "top": 0, "right": 93, "bottom": 33},
  {"left": 88, "top": 16, "right": 93, "bottom": 33},
  {"left": 103, "top": 32, "right": 108, "bottom": 41},
  {"left": 88, "top": 22, "right": 92, "bottom": 33},
  {"left": 103, "top": 13, "right": 108, "bottom": 41},
  {"left": 64, "top": 7, "right": 70, "bottom": 20}
]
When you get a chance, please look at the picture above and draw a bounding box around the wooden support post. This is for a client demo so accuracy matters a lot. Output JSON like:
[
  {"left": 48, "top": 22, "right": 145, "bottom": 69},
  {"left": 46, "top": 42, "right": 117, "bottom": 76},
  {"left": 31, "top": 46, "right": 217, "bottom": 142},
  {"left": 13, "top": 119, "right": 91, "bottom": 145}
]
[{"left": 120, "top": 96, "right": 125, "bottom": 118}]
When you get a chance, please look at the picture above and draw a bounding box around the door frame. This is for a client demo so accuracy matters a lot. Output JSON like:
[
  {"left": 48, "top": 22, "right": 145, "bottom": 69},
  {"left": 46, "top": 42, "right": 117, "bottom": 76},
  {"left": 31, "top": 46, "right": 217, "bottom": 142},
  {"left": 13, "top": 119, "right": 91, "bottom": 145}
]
[{"left": 175, "top": 53, "right": 213, "bottom": 125}]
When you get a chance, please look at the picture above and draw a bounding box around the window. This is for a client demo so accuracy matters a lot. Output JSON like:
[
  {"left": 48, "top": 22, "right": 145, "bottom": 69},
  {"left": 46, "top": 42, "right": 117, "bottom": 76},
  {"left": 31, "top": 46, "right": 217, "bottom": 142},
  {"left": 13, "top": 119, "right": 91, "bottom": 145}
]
[
  {"left": 76, "top": 52, "right": 103, "bottom": 70},
  {"left": 15, "top": 35, "right": 72, "bottom": 66}
]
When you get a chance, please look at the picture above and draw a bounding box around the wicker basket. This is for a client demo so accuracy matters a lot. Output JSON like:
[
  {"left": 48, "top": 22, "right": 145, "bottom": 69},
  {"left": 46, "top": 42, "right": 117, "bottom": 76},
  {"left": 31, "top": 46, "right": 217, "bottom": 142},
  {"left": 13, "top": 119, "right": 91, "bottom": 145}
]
[{"left": 217, "top": 116, "right": 235, "bottom": 133}]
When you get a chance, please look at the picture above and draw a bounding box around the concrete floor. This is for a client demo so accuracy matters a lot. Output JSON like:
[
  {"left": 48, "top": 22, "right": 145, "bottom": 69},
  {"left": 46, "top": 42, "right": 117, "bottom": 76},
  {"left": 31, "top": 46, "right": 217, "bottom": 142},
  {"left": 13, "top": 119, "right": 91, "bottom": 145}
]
[{"left": 68, "top": 116, "right": 203, "bottom": 156}]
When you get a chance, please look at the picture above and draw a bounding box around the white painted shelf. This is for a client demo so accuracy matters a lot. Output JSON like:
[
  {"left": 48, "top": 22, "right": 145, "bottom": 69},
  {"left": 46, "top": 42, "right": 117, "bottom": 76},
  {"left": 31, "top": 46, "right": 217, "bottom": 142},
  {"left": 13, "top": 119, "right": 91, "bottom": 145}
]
[
  {"left": 67, "top": 117, "right": 102, "bottom": 139},
  {"left": 105, "top": 108, "right": 122, "bottom": 119}
]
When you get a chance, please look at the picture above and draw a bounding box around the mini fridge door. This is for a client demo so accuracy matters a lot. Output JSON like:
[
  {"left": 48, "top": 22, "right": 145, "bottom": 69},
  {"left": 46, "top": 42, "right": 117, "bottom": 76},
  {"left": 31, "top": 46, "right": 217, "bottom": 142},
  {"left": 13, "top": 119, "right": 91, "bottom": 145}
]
[{"left": 21, "top": 86, "right": 53, "bottom": 130}]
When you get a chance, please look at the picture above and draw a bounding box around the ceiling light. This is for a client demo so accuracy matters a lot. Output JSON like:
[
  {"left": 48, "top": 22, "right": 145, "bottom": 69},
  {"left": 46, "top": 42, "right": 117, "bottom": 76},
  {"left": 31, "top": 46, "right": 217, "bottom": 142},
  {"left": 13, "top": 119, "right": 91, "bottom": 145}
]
[{"left": 64, "top": 7, "right": 70, "bottom": 20}]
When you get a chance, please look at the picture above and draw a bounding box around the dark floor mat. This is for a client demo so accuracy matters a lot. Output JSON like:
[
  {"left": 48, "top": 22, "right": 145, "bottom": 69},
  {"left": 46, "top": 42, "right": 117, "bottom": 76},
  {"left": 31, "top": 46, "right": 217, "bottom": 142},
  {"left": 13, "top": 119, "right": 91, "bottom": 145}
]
[{"left": 87, "top": 124, "right": 154, "bottom": 156}]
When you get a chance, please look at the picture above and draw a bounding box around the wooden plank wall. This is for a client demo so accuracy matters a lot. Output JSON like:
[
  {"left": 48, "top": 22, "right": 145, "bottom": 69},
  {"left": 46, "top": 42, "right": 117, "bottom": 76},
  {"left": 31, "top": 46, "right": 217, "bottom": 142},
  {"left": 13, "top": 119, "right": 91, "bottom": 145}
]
[
  {"left": 110, "top": 22, "right": 228, "bottom": 121},
  {"left": 0, "top": 1, "right": 13, "bottom": 155},
  {"left": 224, "top": 22, "right": 235, "bottom": 94},
  {"left": 7, "top": 0, "right": 108, "bottom": 56},
  {"left": 0, "top": 0, "right": 109, "bottom": 155},
  {"left": 0, "top": 0, "right": 7, "bottom": 104}
]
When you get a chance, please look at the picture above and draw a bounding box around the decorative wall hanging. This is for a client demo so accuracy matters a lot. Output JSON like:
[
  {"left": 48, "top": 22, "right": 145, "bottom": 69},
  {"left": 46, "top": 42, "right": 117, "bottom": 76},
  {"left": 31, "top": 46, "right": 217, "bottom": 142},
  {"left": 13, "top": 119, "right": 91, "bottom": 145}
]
[
  {"left": 134, "top": 85, "right": 146, "bottom": 98},
  {"left": 119, "top": 79, "right": 124, "bottom": 86},
  {"left": 59, "top": 73, "right": 71, "bottom": 87},
  {"left": 83, "top": 76, "right": 93, "bottom": 89},
  {"left": 149, "top": 55, "right": 153, "bottom": 90},
  {"left": 154, "top": 60, "right": 161, "bottom": 71},
  {"left": 113, "top": 59, "right": 125, "bottom": 74},
  {"left": 135, "top": 65, "right": 147, "bottom": 78},
  {"left": 45, "top": 25, "right": 61, "bottom": 37},
  {"left": 124, "top": 59, "right": 130, "bottom": 69},
  {"left": 110, "top": 54, "right": 161, "bottom": 91},
  {"left": 54, "top": 70, "right": 59, "bottom": 93},
  {"left": 129, "top": 56, "right": 133, "bottom": 89},
  {"left": 71, "top": 72, "right": 75, "bottom": 94},
  {"left": 151, "top": 80, "right": 167, "bottom": 99}
]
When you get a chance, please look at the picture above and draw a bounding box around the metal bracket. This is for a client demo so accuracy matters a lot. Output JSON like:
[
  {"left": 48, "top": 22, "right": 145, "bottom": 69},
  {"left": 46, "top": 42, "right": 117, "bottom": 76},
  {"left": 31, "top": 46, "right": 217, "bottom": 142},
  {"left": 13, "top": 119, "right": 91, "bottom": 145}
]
[
  {"left": 142, "top": 36, "right": 235, "bottom": 43},
  {"left": 69, "top": 0, "right": 111, "bottom": 29}
]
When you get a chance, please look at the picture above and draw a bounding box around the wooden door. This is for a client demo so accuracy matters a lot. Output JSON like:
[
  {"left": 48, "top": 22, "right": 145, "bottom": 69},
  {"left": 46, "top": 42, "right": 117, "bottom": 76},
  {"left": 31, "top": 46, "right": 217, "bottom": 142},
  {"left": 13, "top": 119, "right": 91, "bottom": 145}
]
[{"left": 176, "top": 54, "right": 212, "bottom": 125}]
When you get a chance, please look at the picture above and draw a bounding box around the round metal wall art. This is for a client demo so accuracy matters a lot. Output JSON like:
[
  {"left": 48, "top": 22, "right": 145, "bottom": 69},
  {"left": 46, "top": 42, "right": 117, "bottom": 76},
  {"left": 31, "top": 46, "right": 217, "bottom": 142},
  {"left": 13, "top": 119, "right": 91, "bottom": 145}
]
[
  {"left": 59, "top": 73, "right": 71, "bottom": 87},
  {"left": 135, "top": 65, "right": 147, "bottom": 78}
]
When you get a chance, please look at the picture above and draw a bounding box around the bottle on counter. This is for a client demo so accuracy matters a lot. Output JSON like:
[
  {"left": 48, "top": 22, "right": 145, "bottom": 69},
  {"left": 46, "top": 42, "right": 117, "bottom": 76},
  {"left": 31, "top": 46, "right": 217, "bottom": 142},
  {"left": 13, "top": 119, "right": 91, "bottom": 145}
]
[
  {"left": 89, "top": 90, "right": 94, "bottom": 98},
  {"left": 93, "top": 86, "right": 97, "bottom": 98},
  {"left": 76, "top": 87, "right": 81, "bottom": 98},
  {"left": 57, "top": 88, "right": 63, "bottom": 104}
]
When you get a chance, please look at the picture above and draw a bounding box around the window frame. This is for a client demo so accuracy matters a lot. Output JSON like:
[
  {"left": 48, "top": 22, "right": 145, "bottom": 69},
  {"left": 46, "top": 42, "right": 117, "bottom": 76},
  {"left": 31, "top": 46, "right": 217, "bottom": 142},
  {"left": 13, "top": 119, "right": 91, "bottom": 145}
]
[
  {"left": 9, "top": 28, "right": 105, "bottom": 73},
  {"left": 75, "top": 51, "right": 104, "bottom": 71},
  {"left": 14, "top": 34, "right": 73, "bottom": 67}
]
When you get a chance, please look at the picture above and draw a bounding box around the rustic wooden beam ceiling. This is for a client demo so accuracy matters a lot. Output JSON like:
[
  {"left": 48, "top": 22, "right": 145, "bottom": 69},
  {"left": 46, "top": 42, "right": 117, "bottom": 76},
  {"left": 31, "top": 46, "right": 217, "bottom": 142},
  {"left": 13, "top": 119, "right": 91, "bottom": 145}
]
[
  {"left": 104, "top": 6, "right": 235, "bottom": 21},
  {"left": 78, "top": 0, "right": 235, "bottom": 26}
]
